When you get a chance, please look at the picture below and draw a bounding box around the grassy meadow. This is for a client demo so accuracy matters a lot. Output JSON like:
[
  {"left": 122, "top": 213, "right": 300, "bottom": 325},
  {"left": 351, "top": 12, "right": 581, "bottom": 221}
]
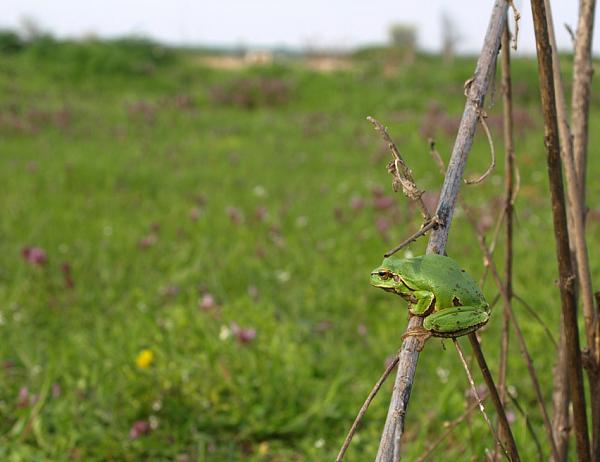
[{"left": 0, "top": 38, "right": 599, "bottom": 460}]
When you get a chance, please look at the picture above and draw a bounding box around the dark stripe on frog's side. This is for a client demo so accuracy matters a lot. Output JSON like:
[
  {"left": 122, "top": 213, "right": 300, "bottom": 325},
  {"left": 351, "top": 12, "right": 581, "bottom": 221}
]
[{"left": 429, "top": 320, "right": 488, "bottom": 338}]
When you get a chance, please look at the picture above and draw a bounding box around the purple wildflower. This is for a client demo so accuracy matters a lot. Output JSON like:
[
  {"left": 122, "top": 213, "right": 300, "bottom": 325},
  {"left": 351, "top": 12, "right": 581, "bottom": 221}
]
[{"left": 21, "top": 247, "right": 47, "bottom": 266}]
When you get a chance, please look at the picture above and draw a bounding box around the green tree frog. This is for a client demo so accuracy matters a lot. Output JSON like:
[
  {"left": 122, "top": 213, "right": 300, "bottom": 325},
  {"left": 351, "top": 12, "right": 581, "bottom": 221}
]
[{"left": 370, "top": 254, "right": 490, "bottom": 343}]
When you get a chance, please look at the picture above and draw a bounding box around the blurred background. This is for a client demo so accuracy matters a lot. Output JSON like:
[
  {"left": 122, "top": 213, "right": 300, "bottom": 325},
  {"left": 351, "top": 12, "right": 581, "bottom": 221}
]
[{"left": 1, "top": 1, "right": 600, "bottom": 461}]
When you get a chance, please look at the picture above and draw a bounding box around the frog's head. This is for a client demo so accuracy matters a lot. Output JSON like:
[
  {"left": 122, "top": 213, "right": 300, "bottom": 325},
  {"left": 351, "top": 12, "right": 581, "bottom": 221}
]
[
  {"left": 370, "top": 264, "right": 398, "bottom": 292},
  {"left": 370, "top": 257, "right": 407, "bottom": 293}
]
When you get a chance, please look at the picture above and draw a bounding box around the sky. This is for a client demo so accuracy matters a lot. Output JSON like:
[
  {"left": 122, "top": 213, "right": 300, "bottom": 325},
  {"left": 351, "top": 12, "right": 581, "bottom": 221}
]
[{"left": 1, "top": 1, "right": 598, "bottom": 55}]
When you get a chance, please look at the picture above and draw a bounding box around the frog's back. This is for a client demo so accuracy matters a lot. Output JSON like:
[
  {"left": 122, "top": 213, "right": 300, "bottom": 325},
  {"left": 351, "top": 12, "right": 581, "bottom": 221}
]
[{"left": 409, "top": 254, "right": 484, "bottom": 308}]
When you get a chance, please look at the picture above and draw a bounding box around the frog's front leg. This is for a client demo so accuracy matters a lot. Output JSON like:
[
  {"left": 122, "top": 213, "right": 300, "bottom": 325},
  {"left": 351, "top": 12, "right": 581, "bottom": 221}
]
[
  {"left": 406, "top": 290, "right": 435, "bottom": 316},
  {"left": 423, "top": 306, "right": 489, "bottom": 338}
]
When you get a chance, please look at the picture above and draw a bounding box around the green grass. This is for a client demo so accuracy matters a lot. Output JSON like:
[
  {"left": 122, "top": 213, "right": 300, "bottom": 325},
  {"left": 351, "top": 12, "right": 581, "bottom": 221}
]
[{"left": 0, "top": 43, "right": 599, "bottom": 461}]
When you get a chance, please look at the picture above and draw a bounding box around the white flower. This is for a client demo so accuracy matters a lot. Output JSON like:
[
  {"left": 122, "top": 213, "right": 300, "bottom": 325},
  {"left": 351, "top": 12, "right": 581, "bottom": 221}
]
[
  {"left": 219, "top": 325, "right": 231, "bottom": 341},
  {"left": 149, "top": 415, "right": 160, "bottom": 429},
  {"left": 436, "top": 367, "right": 449, "bottom": 383},
  {"left": 253, "top": 185, "right": 267, "bottom": 197},
  {"left": 275, "top": 271, "right": 291, "bottom": 283},
  {"left": 314, "top": 438, "right": 325, "bottom": 448}
]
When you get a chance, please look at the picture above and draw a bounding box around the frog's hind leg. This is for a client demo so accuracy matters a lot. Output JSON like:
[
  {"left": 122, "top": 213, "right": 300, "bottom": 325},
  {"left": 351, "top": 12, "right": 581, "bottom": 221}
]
[
  {"left": 407, "top": 291, "right": 435, "bottom": 316},
  {"left": 423, "top": 306, "right": 489, "bottom": 337}
]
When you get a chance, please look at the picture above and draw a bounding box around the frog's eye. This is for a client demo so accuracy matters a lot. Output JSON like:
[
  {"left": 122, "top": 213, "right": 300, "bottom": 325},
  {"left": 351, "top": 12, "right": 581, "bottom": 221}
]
[{"left": 378, "top": 271, "right": 391, "bottom": 280}]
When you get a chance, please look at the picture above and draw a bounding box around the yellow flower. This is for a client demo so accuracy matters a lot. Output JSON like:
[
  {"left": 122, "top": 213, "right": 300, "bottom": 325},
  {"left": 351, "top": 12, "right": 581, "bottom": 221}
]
[
  {"left": 136, "top": 349, "right": 154, "bottom": 369},
  {"left": 258, "top": 442, "right": 269, "bottom": 456}
]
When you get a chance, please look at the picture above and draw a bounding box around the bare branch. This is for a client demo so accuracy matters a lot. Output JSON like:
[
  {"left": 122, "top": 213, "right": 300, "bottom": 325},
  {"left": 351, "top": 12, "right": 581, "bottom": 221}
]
[
  {"left": 495, "top": 27, "right": 516, "bottom": 462},
  {"left": 384, "top": 217, "right": 441, "bottom": 258},
  {"left": 572, "top": 0, "right": 596, "bottom": 208},
  {"left": 454, "top": 339, "right": 509, "bottom": 459},
  {"left": 465, "top": 111, "right": 496, "bottom": 185},
  {"left": 544, "top": 0, "right": 598, "bottom": 458},
  {"left": 527, "top": 3, "right": 590, "bottom": 459},
  {"left": 428, "top": 138, "right": 445, "bottom": 174},
  {"left": 544, "top": 0, "right": 596, "bottom": 351},
  {"left": 470, "top": 224, "right": 559, "bottom": 461},
  {"left": 571, "top": 0, "right": 600, "bottom": 455},
  {"left": 467, "top": 333, "right": 520, "bottom": 461},
  {"left": 367, "top": 116, "right": 431, "bottom": 222},
  {"left": 565, "top": 23, "right": 576, "bottom": 47},
  {"left": 375, "top": 3, "right": 521, "bottom": 461}
]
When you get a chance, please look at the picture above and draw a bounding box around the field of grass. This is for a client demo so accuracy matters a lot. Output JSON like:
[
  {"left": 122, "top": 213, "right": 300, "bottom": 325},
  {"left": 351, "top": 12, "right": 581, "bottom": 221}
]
[{"left": 1, "top": 40, "right": 599, "bottom": 461}]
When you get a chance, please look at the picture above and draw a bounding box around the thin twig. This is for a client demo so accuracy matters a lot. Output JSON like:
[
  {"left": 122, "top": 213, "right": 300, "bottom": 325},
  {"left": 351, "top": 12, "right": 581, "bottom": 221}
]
[
  {"left": 470, "top": 223, "right": 560, "bottom": 461},
  {"left": 508, "top": 0, "right": 521, "bottom": 50},
  {"left": 336, "top": 356, "right": 399, "bottom": 462},
  {"left": 512, "top": 293, "right": 558, "bottom": 349},
  {"left": 571, "top": 0, "right": 600, "bottom": 455},
  {"left": 565, "top": 23, "right": 576, "bottom": 47},
  {"left": 544, "top": 0, "right": 597, "bottom": 356},
  {"left": 367, "top": 116, "right": 431, "bottom": 222},
  {"left": 428, "top": 138, "right": 445, "bottom": 174},
  {"left": 465, "top": 111, "right": 496, "bottom": 185},
  {"left": 415, "top": 391, "right": 489, "bottom": 462},
  {"left": 467, "top": 333, "right": 520, "bottom": 461},
  {"left": 544, "top": 5, "right": 575, "bottom": 451},
  {"left": 506, "top": 389, "right": 544, "bottom": 462},
  {"left": 532, "top": 0, "right": 592, "bottom": 459},
  {"left": 454, "top": 339, "right": 509, "bottom": 459},
  {"left": 384, "top": 218, "right": 440, "bottom": 258},
  {"left": 494, "top": 26, "right": 515, "bottom": 462}
]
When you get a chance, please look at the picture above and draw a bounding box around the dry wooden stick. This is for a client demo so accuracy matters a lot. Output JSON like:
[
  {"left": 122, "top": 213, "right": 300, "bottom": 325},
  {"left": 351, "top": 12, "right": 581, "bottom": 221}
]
[
  {"left": 470, "top": 225, "right": 559, "bottom": 462},
  {"left": 541, "top": 18, "right": 581, "bottom": 455},
  {"left": 544, "top": 0, "right": 597, "bottom": 367},
  {"left": 530, "top": 1, "right": 591, "bottom": 460},
  {"left": 495, "top": 25, "right": 515, "bottom": 462},
  {"left": 572, "top": 0, "right": 597, "bottom": 208},
  {"left": 570, "top": 1, "right": 599, "bottom": 457},
  {"left": 374, "top": 3, "right": 519, "bottom": 461},
  {"left": 454, "top": 339, "right": 509, "bottom": 459},
  {"left": 467, "top": 333, "right": 520, "bottom": 461}
]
